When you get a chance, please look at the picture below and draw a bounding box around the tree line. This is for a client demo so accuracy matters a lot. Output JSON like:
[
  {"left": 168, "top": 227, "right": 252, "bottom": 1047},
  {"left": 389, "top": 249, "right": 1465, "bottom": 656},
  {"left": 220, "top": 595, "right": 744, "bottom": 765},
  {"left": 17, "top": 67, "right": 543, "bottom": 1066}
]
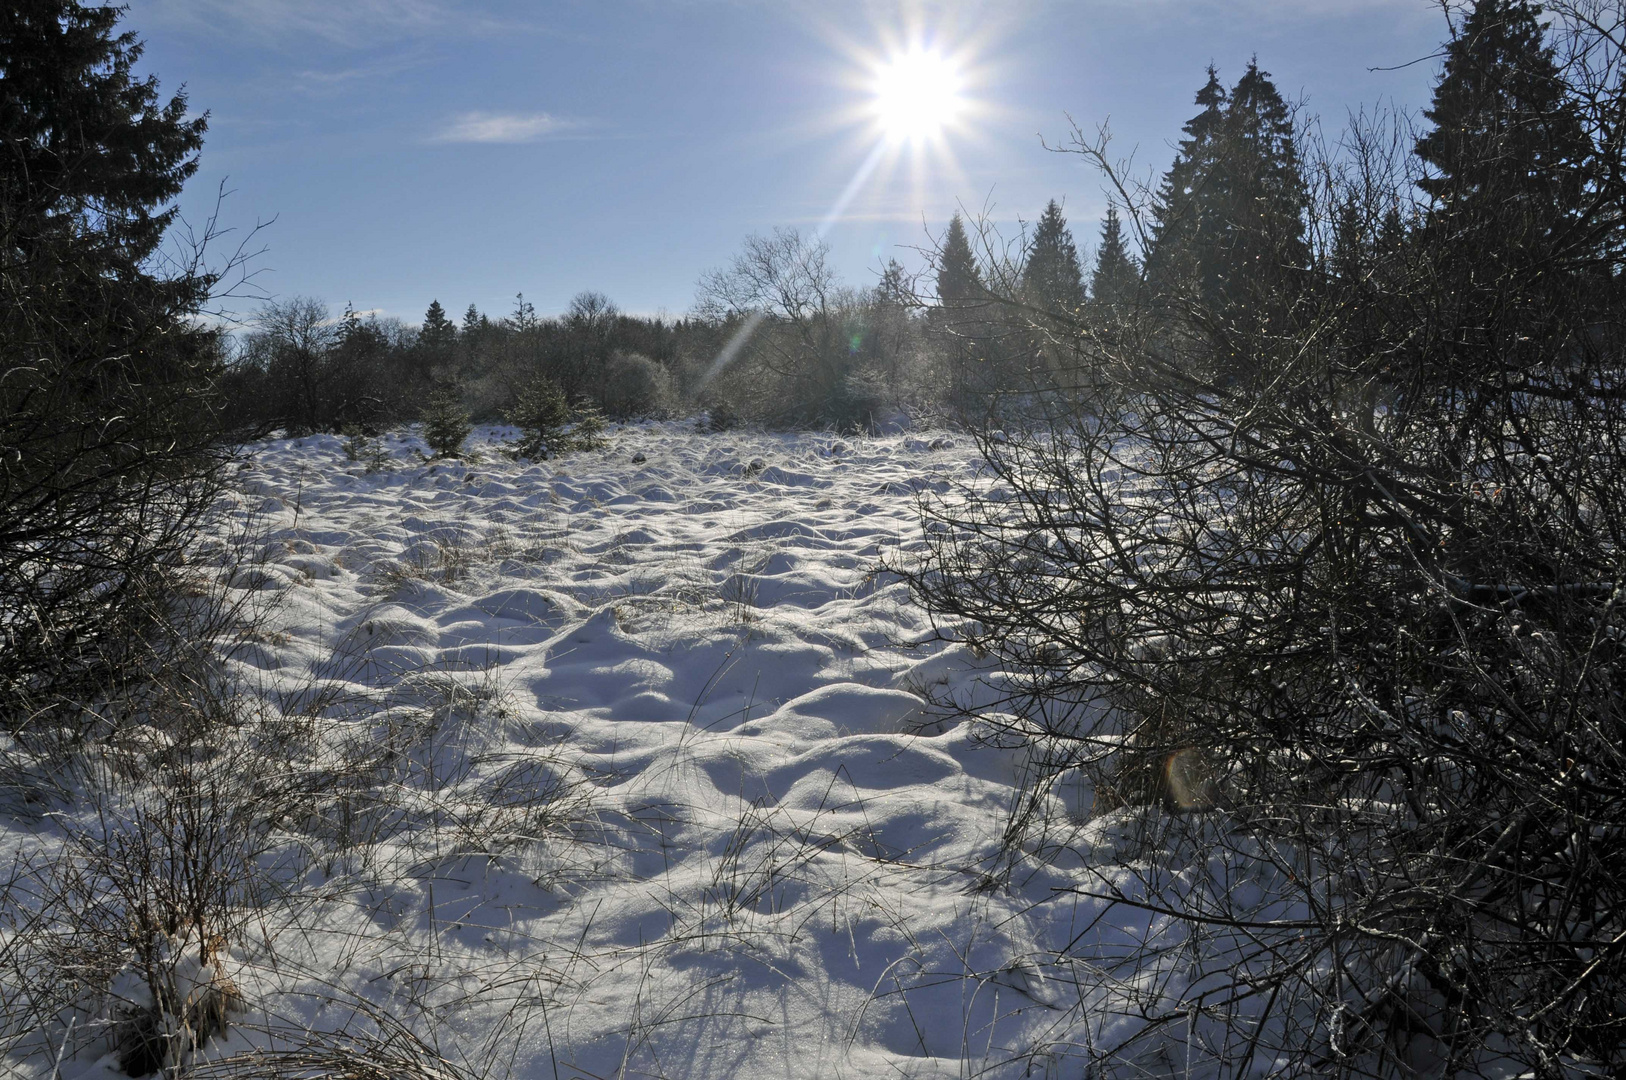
[
  {"left": 214, "top": 192, "right": 1125, "bottom": 437},
  {"left": 222, "top": 291, "right": 686, "bottom": 435},
  {"left": 216, "top": 159, "right": 1167, "bottom": 435},
  {"left": 216, "top": 56, "right": 1319, "bottom": 440}
]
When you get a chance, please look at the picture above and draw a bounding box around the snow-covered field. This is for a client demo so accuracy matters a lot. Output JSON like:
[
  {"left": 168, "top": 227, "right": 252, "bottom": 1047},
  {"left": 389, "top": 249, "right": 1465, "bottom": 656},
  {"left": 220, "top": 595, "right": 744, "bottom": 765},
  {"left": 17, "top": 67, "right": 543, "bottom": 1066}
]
[{"left": 3, "top": 422, "right": 1195, "bottom": 1079}]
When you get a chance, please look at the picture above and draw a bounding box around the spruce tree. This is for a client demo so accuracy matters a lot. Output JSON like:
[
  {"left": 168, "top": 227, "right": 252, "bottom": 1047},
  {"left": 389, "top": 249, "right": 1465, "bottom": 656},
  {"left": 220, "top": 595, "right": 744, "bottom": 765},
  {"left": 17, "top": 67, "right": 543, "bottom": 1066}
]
[
  {"left": 328, "top": 302, "right": 393, "bottom": 429},
  {"left": 1223, "top": 60, "right": 1309, "bottom": 296},
  {"left": 1145, "top": 66, "right": 1229, "bottom": 303},
  {"left": 1144, "top": 61, "right": 1308, "bottom": 377},
  {"left": 0, "top": 1, "right": 221, "bottom": 726},
  {"left": 934, "top": 213, "right": 999, "bottom": 408},
  {"left": 1090, "top": 205, "right": 1140, "bottom": 314},
  {"left": 866, "top": 258, "right": 914, "bottom": 400},
  {"left": 936, "top": 213, "right": 984, "bottom": 308},
  {"left": 505, "top": 375, "right": 606, "bottom": 461},
  {"left": 1021, "top": 199, "right": 1086, "bottom": 315},
  {"left": 420, "top": 299, "right": 457, "bottom": 353},
  {"left": 0, "top": 1, "right": 208, "bottom": 302},
  {"left": 876, "top": 258, "right": 912, "bottom": 307},
  {"left": 409, "top": 299, "right": 457, "bottom": 389},
  {"left": 1416, "top": 0, "right": 1588, "bottom": 270},
  {"left": 421, "top": 385, "right": 471, "bottom": 458},
  {"left": 507, "top": 292, "right": 539, "bottom": 333},
  {"left": 455, "top": 302, "right": 490, "bottom": 382}
]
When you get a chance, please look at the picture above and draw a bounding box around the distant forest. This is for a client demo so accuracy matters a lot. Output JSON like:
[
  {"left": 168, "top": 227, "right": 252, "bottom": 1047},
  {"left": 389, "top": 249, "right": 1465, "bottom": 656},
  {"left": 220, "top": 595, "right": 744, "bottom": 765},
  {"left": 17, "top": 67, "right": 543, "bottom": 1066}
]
[
  {"left": 213, "top": 46, "right": 1457, "bottom": 438},
  {"left": 216, "top": 102, "right": 1155, "bottom": 434},
  {"left": 217, "top": 198, "right": 1115, "bottom": 435}
]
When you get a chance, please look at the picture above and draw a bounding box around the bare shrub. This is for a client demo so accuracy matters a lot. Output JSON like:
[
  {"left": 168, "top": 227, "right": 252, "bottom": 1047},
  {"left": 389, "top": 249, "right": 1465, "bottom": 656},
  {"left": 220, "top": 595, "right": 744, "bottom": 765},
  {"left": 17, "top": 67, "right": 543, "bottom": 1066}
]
[
  {"left": 895, "top": 8, "right": 1626, "bottom": 1075},
  {"left": 182, "top": 1001, "right": 484, "bottom": 1080},
  {"left": 0, "top": 655, "right": 298, "bottom": 1075},
  {"left": 696, "top": 228, "right": 917, "bottom": 431},
  {"left": 600, "top": 349, "right": 675, "bottom": 419}
]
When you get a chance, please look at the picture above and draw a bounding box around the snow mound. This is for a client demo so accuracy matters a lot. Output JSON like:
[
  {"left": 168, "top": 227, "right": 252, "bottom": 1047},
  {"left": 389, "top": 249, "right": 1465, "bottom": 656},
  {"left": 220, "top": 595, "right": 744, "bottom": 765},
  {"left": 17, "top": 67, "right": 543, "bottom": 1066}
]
[{"left": 3, "top": 422, "right": 1186, "bottom": 1080}]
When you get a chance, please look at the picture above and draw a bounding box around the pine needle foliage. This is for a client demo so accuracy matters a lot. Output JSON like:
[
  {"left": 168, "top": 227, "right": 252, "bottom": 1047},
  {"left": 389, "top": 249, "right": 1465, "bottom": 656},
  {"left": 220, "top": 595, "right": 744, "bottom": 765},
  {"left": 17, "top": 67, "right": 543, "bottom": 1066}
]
[
  {"left": 0, "top": 0, "right": 228, "bottom": 731},
  {"left": 506, "top": 375, "right": 606, "bottom": 461},
  {"left": 420, "top": 386, "right": 471, "bottom": 459}
]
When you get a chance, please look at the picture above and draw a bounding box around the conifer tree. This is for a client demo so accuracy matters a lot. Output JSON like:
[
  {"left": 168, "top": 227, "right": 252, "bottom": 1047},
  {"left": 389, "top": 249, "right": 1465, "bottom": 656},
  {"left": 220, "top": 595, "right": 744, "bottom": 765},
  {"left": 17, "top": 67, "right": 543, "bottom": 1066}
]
[
  {"left": 1020, "top": 200, "right": 1086, "bottom": 315},
  {"left": 1223, "top": 60, "right": 1309, "bottom": 293},
  {"left": 420, "top": 299, "right": 457, "bottom": 353},
  {"left": 933, "top": 213, "right": 1001, "bottom": 408},
  {"left": 0, "top": 0, "right": 222, "bottom": 725},
  {"left": 421, "top": 385, "right": 471, "bottom": 458},
  {"left": 876, "top": 258, "right": 912, "bottom": 307},
  {"left": 1144, "top": 65, "right": 1229, "bottom": 303},
  {"left": 1090, "top": 205, "right": 1140, "bottom": 314},
  {"left": 407, "top": 299, "right": 457, "bottom": 393},
  {"left": 935, "top": 213, "right": 984, "bottom": 308},
  {"left": 1144, "top": 61, "right": 1308, "bottom": 375},
  {"left": 861, "top": 258, "right": 915, "bottom": 401},
  {"left": 0, "top": 1, "right": 208, "bottom": 303},
  {"left": 507, "top": 292, "right": 540, "bottom": 333},
  {"left": 455, "top": 302, "right": 490, "bottom": 378},
  {"left": 1415, "top": 0, "right": 1588, "bottom": 271}
]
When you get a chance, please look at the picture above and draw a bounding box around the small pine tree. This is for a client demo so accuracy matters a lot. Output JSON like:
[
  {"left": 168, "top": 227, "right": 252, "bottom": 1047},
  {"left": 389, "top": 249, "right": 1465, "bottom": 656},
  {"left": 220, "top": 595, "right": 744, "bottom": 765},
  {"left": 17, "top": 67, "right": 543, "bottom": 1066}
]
[
  {"left": 1021, "top": 199, "right": 1086, "bottom": 315},
  {"left": 421, "top": 386, "right": 471, "bottom": 458},
  {"left": 505, "top": 375, "right": 606, "bottom": 460},
  {"left": 569, "top": 403, "right": 609, "bottom": 451},
  {"left": 507, "top": 376, "right": 570, "bottom": 460},
  {"left": 1090, "top": 205, "right": 1140, "bottom": 314},
  {"left": 701, "top": 398, "right": 740, "bottom": 433},
  {"left": 936, "top": 213, "right": 984, "bottom": 308},
  {"left": 342, "top": 427, "right": 392, "bottom": 473},
  {"left": 420, "top": 300, "right": 457, "bottom": 353}
]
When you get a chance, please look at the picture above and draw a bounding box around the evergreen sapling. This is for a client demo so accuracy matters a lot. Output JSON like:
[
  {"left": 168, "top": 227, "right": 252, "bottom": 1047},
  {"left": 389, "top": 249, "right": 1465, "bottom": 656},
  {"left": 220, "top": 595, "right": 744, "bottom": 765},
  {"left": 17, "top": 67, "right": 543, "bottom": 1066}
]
[{"left": 421, "top": 386, "right": 471, "bottom": 458}]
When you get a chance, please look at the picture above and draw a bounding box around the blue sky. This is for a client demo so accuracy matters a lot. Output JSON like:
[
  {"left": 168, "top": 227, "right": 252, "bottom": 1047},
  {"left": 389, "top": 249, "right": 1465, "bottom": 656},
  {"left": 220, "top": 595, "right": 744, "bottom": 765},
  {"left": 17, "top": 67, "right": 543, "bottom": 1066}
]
[{"left": 127, "top": 0, "right": 1450, "bottom": 324}]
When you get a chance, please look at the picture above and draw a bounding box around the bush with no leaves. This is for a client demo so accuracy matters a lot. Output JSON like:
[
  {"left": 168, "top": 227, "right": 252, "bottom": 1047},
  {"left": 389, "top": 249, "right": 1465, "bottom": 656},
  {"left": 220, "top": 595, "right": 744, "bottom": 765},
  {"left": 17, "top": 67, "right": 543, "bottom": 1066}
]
[
  {"left": 600, "top": 350, "right": 674, "bottom": 419},
  {"left": 897, "top": 7, "right": 1626, "bottom": 1075}
]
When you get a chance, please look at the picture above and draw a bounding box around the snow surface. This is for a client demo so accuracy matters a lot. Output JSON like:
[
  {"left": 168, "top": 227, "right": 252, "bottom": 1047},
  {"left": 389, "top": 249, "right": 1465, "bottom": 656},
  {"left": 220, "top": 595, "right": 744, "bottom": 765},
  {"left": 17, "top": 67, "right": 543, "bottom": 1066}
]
[{"left": 5, "top": 422, "right": 1204, "bottom": 1079}]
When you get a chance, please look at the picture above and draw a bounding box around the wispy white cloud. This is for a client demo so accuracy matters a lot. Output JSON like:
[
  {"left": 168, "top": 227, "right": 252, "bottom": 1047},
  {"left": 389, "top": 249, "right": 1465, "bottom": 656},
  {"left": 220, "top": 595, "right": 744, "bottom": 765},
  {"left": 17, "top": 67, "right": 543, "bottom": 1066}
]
[
  {"left": 288, "top": 53, "right": 429, "bottom": 93},
  {"left": 431, "top": 111, "right": 575, "bottom": 144},
  {"left": 132, "top": 0, "right": 543, "bottom": 48},
  {"left": 134, "top": 0, "right": 439, "bottom": 46}
]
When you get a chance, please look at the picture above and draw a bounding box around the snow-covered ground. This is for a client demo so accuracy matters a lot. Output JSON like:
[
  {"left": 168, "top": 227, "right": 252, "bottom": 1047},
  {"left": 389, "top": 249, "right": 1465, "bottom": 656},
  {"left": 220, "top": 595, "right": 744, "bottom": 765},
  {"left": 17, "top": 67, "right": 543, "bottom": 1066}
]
[{"left": 3, "top": 422, "right": 1186, "bottom": 1080}]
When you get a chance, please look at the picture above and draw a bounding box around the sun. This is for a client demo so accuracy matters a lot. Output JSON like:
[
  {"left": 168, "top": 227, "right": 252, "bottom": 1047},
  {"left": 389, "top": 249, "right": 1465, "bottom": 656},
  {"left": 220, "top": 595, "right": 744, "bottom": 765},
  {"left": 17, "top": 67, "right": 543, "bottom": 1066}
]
[{"left": 871, "top": 47, "right": 965, "bottom": 143}]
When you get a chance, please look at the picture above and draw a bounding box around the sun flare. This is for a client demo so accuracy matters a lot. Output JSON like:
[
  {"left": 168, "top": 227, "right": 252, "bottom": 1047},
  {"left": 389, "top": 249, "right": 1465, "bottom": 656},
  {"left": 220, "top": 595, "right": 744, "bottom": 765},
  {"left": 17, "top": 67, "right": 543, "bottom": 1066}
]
[{"left": 871, "top": 48, "right": 965, "bottom": 143}]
